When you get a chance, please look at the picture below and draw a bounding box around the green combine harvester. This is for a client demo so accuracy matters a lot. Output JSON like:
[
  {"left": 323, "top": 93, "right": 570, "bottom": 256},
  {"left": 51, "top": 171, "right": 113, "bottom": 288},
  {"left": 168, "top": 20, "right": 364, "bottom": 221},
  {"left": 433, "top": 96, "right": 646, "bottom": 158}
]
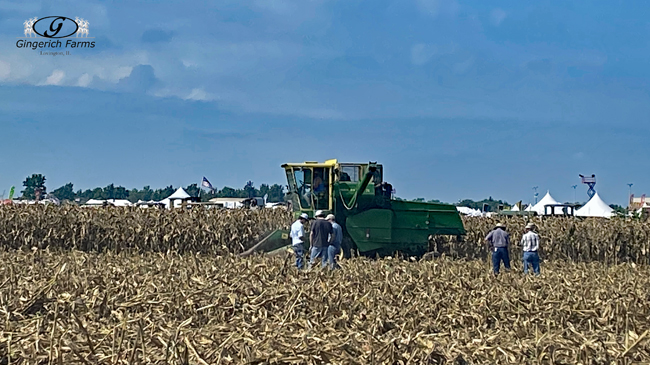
[{"left": 243, "top": 159, "right": 465, "bottom": 257}]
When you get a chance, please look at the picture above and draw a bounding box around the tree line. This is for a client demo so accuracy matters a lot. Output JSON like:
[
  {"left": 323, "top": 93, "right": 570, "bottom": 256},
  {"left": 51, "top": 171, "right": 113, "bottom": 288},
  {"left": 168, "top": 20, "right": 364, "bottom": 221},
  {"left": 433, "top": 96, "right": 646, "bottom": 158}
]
[{"left": 19, "top": 174, "right": 285, "bottom": 203}]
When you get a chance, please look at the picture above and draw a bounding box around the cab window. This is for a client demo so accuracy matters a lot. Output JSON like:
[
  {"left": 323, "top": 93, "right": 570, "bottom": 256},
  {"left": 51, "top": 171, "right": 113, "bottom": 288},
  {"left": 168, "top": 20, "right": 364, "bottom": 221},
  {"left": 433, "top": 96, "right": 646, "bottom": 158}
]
[
  {"left": 341, "top": 165, "right": 360, "bottom": 182},
  {"left": 293, "top": 168, "right": 312, "bottom": 209},
  {"left": 312, "top": 167, "right": 329, "bottom": 210}
]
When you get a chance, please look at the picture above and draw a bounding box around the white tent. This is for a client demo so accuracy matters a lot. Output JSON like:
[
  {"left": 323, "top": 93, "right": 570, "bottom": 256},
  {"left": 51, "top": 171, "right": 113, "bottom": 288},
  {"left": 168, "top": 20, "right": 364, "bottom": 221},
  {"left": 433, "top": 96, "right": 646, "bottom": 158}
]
[
  {"left": 85, "top": 199, "right": 104, "bottom": 206},
  {"left": 575, "top": 192, "right": 614, "bottom": 218},
  {"left": 524, "top": 204, "right": 534, "bottom": 211},
  {"left": 456, "top": 206, "right": 483, "bottom": 217},
  {"left": 83, "top": 199, "right": 133, "bottom": 207},
  {"left": 107, "top": 199, "right": 133, "bottom": 207},
  {"left": 167, "top": 188, "right": 190, "bottom": 200},
  {"left": 531, "top": 191, "right": 565, "bottom": 215},
  {"left": 510, "top": 204, "right": 520, "bottom": 212},
  {"left": 160, "top": 188, "right": 192, "bottom": 209}
]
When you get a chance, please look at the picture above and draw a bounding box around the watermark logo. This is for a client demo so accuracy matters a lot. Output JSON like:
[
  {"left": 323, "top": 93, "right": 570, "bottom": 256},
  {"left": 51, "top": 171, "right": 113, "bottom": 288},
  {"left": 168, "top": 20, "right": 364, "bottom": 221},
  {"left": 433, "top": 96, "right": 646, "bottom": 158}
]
[
  {"left": 74, "top": 18, "right": 90, "bottom": 38},
  {"left": 31, "top": 16, "right": 81, "bottom": 38},
  {"left": 23, "top": 17, "right": 38, "bottom": 37},
  {"left": 16, "top": 16, "right": 95, "bottom": 53}
]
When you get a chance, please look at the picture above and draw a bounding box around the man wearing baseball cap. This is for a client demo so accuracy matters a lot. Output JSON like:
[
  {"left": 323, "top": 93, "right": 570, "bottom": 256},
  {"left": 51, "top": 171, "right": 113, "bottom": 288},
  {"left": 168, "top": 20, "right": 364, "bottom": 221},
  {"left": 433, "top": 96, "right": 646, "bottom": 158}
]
[
  {"left": 326, "top": 214, "right": 342, "bottom": 269},
  {"left": 521, "top": 222, "right": 541, "bottom": 275},
  {"left": 289, "top": 212, "right": 310, "bottom": 269},
  {"left": 309, "top": 210, "right": 332, "bottom": 268},
  {"left": 485, "top": 222, "right": 511, "bottom": 275}
]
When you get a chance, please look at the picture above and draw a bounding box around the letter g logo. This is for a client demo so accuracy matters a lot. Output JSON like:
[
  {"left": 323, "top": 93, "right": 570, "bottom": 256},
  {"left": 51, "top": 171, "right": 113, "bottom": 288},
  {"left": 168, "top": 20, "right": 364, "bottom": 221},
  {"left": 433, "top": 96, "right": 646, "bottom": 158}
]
[{"left": 33, "top": 16, "right": 79, "bottom": 38}]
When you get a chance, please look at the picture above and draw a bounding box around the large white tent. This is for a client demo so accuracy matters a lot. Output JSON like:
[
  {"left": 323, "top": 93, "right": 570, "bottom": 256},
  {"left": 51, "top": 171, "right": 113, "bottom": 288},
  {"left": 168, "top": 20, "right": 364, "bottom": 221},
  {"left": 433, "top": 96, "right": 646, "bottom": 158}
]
[
  {"left": 575, "top": 192, "right": 614, "bottom": 218},
  {"left": 160, "top": 188, "right": 192, "bottom": 209},
  {"left": 531, "top": 191, "right": 561, "bottom": 215}
]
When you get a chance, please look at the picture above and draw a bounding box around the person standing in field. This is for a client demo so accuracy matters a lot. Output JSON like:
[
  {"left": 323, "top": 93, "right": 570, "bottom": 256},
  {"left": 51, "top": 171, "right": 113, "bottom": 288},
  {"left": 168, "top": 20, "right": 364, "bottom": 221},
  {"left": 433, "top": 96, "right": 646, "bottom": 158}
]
[
  {"left": 521, "top": 222, "right": 541, "bottom": 275},
  {"left": 326, "top": 214, "right": 342, "bottom": 270},
  {"left": 485, "top": 222, "right": 511, "bottom": 275},
  {"left": 290, "top": 213, "right": 310, "bottom": 269},
  {"left": 309, "top": 210, "right": 332, "bottom": 268}
]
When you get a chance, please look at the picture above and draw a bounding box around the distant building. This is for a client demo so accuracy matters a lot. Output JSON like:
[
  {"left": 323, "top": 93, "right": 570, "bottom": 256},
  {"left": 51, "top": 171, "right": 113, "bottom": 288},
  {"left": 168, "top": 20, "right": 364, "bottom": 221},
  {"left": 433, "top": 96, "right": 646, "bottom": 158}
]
[
  {"left": 629, "top": 196, "right": 647, "bottom": 210},
  {"left": 209, "top": 197, "right": 247, "bottom": 209}
]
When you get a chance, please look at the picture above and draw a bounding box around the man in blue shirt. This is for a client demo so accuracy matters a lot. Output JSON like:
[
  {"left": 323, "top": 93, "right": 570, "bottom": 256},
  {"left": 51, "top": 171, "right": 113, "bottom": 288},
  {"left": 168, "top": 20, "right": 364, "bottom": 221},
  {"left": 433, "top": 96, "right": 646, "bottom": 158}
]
[
  {"left": 485, "top": 222, "right": 511, "bottom": 275},
  {"left": 326, "top": 214, "right": 343, "bottom": 269}
]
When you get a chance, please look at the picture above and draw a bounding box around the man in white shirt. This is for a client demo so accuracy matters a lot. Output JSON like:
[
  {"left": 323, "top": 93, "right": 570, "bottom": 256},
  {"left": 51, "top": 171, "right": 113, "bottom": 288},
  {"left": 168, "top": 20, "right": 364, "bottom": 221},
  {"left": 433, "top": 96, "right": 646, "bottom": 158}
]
[
  {"left": 521, "top": 222, "right": 541, "bottom": 275},
  {"left": 290, "top": 213, "right": 309, "bottom": 269}
]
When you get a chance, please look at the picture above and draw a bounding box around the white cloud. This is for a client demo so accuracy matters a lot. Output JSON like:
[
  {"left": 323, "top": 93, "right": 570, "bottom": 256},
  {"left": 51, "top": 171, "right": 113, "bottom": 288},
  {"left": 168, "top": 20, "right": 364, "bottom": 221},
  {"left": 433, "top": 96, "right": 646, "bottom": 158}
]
[
  {"left": 44, "top": 70, "right": 65, "bottom": 85},
  {"left": 490, "top": 8, "right": 507, "bottom": 26},
  {"left": 77, "top": 73, "right": 91, "bottom": 87},
  {"left": 182, "top": 59, "right": 197, "bottom": 68},
  {"left": 112, "top": 66, "right": 133, "bottom": 82},
  {"left": 0, "top": 60, "right": 10, "bottom": 80},
  {"left": 185, "top": 88, "right": 209, "bottom": 101}
]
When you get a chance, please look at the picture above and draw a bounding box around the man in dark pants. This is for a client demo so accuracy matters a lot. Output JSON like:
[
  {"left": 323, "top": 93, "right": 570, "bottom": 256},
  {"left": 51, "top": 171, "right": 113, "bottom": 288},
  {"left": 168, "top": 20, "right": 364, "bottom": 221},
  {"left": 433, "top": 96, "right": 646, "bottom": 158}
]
[
  {"left": 309, "top": 210, "right": 332, "bottom": 269},
  {"left": 485, "top": 222, "right": 511, "bottom": 275}
]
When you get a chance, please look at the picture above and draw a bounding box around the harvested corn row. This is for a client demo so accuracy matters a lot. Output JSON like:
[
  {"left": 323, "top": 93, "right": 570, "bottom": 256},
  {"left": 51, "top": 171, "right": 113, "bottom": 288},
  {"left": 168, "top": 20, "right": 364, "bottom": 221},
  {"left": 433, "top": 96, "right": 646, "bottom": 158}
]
[{"left": 1, "top": 251, "right": 650, "bottom": 364}]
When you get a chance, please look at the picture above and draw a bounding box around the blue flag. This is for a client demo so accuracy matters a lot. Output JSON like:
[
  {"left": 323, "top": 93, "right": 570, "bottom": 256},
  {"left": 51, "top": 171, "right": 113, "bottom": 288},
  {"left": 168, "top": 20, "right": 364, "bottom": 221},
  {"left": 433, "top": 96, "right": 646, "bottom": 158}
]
[{"left": 201, "top": 177, "right": 214, "bottom": 191}]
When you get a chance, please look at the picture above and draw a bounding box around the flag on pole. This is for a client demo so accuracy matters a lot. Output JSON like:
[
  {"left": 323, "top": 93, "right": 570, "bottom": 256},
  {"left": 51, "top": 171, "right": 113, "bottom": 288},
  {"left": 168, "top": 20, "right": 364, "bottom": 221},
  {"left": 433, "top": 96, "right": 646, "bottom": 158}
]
[
  {"left": 8, "top": 186, "right": 15, "bottom": 200},
  {"left": 201, "top": 177, "right": 214, "bottom": 191}
]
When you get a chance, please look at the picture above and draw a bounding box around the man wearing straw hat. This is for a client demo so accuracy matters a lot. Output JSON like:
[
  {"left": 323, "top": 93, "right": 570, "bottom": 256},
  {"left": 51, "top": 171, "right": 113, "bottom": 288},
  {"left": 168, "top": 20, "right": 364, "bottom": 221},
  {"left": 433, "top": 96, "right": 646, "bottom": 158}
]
[
  {"left": 521, "top": 222, "right": 541, "bottom": 275},
  {"left": 485, "top": 222, "right": 511, "bottom": 275}
]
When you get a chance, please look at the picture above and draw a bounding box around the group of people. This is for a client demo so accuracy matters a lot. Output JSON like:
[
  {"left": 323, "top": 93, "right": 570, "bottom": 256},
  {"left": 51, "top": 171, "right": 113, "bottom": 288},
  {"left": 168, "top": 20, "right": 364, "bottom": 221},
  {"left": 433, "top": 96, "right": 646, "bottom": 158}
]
[
  {"left": 485, "top": 222, "right": 541, "bottom": 275},
  {"left": 290, "top": 210, "right": 342, "bottom": 270},
  {"left": 290, "top": 211, "right": 542, "bottom": 275}
]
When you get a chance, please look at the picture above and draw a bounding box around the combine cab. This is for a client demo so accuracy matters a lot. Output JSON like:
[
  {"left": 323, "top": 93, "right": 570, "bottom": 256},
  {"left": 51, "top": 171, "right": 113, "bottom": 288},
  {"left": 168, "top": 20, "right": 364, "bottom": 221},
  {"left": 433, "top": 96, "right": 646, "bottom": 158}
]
[{"left": 242, "top": 159, "right": 465, "bottom": 257}]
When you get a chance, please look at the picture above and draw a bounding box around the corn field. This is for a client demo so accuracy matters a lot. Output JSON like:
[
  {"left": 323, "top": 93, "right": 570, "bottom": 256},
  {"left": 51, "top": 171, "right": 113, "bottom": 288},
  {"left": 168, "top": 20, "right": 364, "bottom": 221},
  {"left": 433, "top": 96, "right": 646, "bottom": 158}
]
[
  {"left": 2, "top": 250, "right": 650, "bottom": 364},
  {"left": 2, "top": 206, "right": 650, "bottom": 264},
  {"left": 433, "top": 216, "right": 650, "bottom": 265},
  {"left": 0, "top": 205, "right": 291, "bottom": 255}
]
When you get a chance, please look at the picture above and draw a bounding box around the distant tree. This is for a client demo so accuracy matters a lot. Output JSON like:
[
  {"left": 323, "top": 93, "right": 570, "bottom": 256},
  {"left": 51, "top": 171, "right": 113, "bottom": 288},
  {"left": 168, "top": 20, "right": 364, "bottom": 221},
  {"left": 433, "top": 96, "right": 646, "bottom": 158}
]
[
  {"left": 21, "top": 174, "right": 46, "bottom": 199},
  {"left": 258, "top": 183, "right": 270, "bottom": 198},
  {"left": 51, "top": 183, "right": 75, "bottom": 201},
  {"left": 457, "top": 198, "right": 509, "bottom": 212},
  {"left": 91, "top": 187, "right": 104, "bottom": 199},
  {"left": 152, "top": 185, "right": 175, "bottom": 201},
  {"left": 103, "top": 184, "right": 115, "bottom": 200},
  {"left": 267, "top": 184, "right": 284, "bottom": 202},
  {"left": 185, "top": 183, "right": 200, "bottom": 197},
  {"left": 610, "top": 204, "right": 626, "bottom": 214},
  {"left": 113, "top": 186, "right": 129, "bottom": 199},
  {"left": 244, "top": 181, "right": 255, "bottom": 198},
  {"left": 129, "top": 186, "right": 154, "bottom": 202},
  {"left": 219, "top": 186, "right": 237, "bottom": 197}
]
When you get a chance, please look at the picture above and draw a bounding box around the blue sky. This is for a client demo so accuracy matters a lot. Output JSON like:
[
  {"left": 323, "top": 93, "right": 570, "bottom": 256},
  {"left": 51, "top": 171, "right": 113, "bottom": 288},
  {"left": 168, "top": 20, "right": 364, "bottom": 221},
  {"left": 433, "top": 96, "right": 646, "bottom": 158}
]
[{"left": 1, "top": 0, "right": 649, "bottom": 205}]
